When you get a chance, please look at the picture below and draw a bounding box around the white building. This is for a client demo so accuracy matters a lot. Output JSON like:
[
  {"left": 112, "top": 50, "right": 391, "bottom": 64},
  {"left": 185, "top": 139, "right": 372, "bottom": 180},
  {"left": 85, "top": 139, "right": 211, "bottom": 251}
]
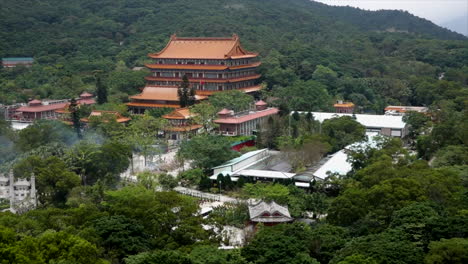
[
  {"left": 0, "top": 171, "right": 37, "bottom": 213},
  {"left": 295, "top": 112, "right": 408, "bottom": 138}
]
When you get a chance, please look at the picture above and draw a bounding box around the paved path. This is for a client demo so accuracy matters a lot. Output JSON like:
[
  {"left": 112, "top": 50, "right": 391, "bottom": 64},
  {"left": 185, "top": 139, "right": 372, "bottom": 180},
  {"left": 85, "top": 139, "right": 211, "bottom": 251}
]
[{"left": 174, "top": 186, "right": 239, "bottom": 203}]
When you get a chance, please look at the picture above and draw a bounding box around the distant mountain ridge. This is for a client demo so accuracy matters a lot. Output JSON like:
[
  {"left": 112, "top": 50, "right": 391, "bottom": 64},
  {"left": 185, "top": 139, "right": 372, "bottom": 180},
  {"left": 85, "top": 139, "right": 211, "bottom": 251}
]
[{"left": 306, "top": 1, "right": 466, "bottom": 40}]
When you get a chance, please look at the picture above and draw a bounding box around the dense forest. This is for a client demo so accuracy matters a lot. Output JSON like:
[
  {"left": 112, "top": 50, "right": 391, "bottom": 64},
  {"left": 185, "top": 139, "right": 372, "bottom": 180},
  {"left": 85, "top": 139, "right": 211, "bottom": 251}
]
[{"left": 0, "top": 0, "right": 467, "bottom": 263}]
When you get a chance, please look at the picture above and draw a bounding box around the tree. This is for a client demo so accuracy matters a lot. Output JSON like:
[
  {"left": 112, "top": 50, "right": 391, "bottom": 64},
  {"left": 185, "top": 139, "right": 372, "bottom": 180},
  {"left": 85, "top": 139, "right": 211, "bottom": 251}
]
[
  {"left": 322, "top": 116, "right": 366, "bottom": 152},
  {"left": 208, "top": 90, "right": 252, "bottom": 112},
  {"left": 178, "top": 168, "right": 205, "bottom": 187},
  {"left": 178, "top": 75, "right": 195, "bottom": 108},
  {"left": 425, "top": 238, "right": 468, "bottom": 264},
  {"left": 96, "top": 73, "right": 108, "bottom": 105},
  {"left": 158, "top": 173, "right": 177, "bottom": 190},
  {"left": 16, "top": 120, "right": 77, "bottom": 152},
  {"left": 189, "top": 102, "right": 218, "bottom": 133},
  {"left": 69, "top": 97, "right": 82, "bottom": 139},
  {"left": 178, "top": 135, "right": 238, "bottom": 171},
  {"left": 93, "top": 215, "right": 150, "bottom": 260},
  {"left": 241, "top": 223, "right": 320, "bottom": 264},
  {"left": 330, "top": 229, "right": 424, "bottom": 264},
  {"left": 403, "top": 111, "right": 430, "bottom": 140},
  {"left": 129, "top": 114, "right": 167, "bottom": 166}
]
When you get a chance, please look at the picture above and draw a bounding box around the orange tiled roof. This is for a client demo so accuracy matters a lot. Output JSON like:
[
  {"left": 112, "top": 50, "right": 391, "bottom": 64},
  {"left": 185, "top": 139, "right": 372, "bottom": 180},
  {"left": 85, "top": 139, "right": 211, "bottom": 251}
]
[
  {"left": 81, "top": 110, "right": 131, "bottom": 123},
  {"left": 130, "top": 86, "right": 180, "bottom": 101},
  {"left": 165, "top": 124, "right": 202, "bottom": 132},
  {"left": 126, "top": 102, "right": 181, "bottom": 108},
  {"left": 129, "top": 86, "right": 207, "bottom": 102},
  {"left": 148, "top": 34, "right": 258, "bottom": 60},
  {"left": 145, "top": 61, "right": 261, "bottom": 71},
  {"left": 334, "top": 103, "right": 355, "bottom": 108},
  {"left": 163, "top": 108, "right": 194, "bottom": 120},
  {"left": 145, "top": 74, "right": 261, "bottom": 83}
]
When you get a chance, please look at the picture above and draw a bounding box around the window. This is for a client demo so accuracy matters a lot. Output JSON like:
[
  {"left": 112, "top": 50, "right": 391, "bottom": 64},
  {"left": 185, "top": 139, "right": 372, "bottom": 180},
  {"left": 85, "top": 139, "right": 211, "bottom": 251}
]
[{"left": 198, "top": 73, "right": 203, "bottom": 78}]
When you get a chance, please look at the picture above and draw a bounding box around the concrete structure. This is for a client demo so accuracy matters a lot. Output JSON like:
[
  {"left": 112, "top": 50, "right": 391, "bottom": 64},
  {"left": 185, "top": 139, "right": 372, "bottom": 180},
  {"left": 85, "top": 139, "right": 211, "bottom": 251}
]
[
  {"left": 2, "top": 57, "right": 33, "bottom": 68},
  {"left": 214, "top": 101, "right": 279, "bottom": 136},
  {"left": 248, "top": 201, "right": 293, "bottom": 225},
  {"left": 304, "top": 112, "right": 408, "bottom": 138},
  {"left": 128, "top": 34, "right": 262, "bottom": 111},
  {"left": 0, "top": 171, "right": 37, "bottom": 213},
  {"left": 384, "top": 105, "right": 428, "bottom": 116}
]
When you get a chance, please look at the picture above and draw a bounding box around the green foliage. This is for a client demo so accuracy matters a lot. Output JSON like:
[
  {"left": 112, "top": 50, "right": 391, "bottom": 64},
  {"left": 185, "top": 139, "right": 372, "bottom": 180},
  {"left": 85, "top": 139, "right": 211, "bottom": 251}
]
[
  {"left": 16, "top": 120, "right": 77, "bottom": 152},
  {"left": 208, "top": 204, "right": 250, "bottom": 228},
  {"left": 241, "top": 223, "right": 320, "bottom": 264},
  {"left": 96, "top": 74, "right": 108, "bottom": 105},
  {"left": 274, "top": 80, "right": 332, "bottom": 112},
  {"left": 189, "top": 102, "right": 218, "bottom": 132},
  {"left": 322, "top": 116, "right": 366, "bottom": 152},
  {"left": 425, "top": 238, "right": 468, "bottom": 264},
  {"left": 208, "top": 90, "right": 252, "bottom": 112},
  {"left": 178, "top": 75, "right": 196, "bottom": 108},
  {"left": 178, "top": 135, "right": 238, "bottom": 171},
  {"left": 178, "top": 168, "right": 205, "bottom": 187}
]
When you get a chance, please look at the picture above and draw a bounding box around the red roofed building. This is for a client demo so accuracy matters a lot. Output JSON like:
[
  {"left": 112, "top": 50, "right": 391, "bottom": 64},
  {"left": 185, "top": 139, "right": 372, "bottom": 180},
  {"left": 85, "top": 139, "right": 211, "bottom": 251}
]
[
  {"left": 163, "top": 108, "right": 202, "bottom": 141},
  {"left": 214, "top": 100, "right": 278, "bottom": 136},
  {"left": 128, "top": 34, "right": 261, "bottom": 112},
  {"left": 14, "top": 99, "right": 68, "bottom": 121}
]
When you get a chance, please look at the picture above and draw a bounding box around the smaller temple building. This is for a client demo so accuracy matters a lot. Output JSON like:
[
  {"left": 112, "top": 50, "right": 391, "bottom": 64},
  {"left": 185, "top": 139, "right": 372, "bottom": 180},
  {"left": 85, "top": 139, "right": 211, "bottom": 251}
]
[
  {"left": 333, "top": 100, "right": 355, "bottom": 113},
  {"left": 162, "top": 108, "right": 202, "bottom": 141},
  {"left": 214, "top": 100, "right": 278, "bottom": 136},
  {"left": 248, "top": 201, "right": 293, "bottom": 225},
  {"left": 13, "top": 92, "right": 95, "bottom": 122},
  {"left": 14, "top": 99, "right": 68, "bottom": 121},
  {"left": 81, "top": 110, "right": 131, "bottom": 125},
  {"left": 2, "top": 57, "right": 34, "bottom": 68}
]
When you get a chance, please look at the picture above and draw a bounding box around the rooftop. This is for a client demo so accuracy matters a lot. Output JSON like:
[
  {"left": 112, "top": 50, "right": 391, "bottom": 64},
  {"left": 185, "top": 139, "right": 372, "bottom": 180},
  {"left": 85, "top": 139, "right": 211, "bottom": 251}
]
[
  {"left": 148, "top": 34, "right": 258, "bottom": 60},
  {"left": 81, "top": 110, "right": 131, "bottom": 123},
  {"left": 213, "top": 149, "right": 268, "bottom": 169},
  {"left": 16, "top": 102, "right": 67, "bottom": 113},
  {"left": 2, "top": 57, "right": 33, "bottom": 62},
  {"left": 305, "top": 112, "right": 406, "bottom": 129},
  {"left": 214, "top": 107, "right": 279, "bottom": 124},
  {"left": 163, "top": 108, "right": 195, "bottom": 120},
  {"left": 130, "top": 86, "right": 206, "bottom": 102},
  {"left": 248, "top": 201, "right": 293, "bottom": 223}
]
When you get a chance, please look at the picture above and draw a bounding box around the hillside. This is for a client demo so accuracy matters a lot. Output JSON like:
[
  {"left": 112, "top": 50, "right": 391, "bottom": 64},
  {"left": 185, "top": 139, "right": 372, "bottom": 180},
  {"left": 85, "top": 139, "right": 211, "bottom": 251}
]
[{"left": 0, "top": 0, "right": 467, "bottom": 112}]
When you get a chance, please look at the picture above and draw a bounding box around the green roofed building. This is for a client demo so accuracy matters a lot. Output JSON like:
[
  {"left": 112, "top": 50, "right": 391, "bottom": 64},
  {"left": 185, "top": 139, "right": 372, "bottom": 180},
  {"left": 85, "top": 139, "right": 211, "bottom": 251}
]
[{"left": 2, "top": 57, "right": 34, "bottom": 68}]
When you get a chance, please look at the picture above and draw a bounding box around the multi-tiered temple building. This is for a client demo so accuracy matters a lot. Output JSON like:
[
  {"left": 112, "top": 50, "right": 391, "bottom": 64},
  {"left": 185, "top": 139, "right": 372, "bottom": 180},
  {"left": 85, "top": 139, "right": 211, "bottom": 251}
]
[{"left": 128, "top": 34, "right": 262, "bottom": 112}]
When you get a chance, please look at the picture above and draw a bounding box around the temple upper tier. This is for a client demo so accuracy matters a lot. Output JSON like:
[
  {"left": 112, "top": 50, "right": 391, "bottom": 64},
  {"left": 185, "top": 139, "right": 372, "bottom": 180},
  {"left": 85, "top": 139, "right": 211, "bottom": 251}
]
[{"left": 128, "top": 34, "right": 262, "bottom": 111}]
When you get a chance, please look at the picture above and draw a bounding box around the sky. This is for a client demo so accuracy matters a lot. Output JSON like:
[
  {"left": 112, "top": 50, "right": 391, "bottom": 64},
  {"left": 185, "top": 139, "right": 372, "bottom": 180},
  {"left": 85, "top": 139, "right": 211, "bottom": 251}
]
[{"left": 313, "top": 0, "right": 468, "bottom": 34}]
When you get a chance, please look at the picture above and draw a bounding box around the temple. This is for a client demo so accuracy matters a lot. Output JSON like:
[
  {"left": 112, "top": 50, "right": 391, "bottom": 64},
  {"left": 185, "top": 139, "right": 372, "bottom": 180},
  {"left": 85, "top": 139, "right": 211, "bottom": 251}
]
[
  {"left": 248, "top": 201, "right": 293, "bottom": 225},
  {"left": 128, "top": 34, "right": 262, "bottom": 112},
  {"left": 162, "top": 108, "right": 202, "bottom": 141}
]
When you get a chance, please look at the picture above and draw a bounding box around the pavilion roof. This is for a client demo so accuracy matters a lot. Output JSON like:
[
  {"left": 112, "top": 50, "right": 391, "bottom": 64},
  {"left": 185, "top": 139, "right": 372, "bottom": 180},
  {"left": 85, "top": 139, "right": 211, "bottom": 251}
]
[
  {"left": 334, "top": 102, "right": 355, "bottom": 108},
  {"left": 163, "top": 108, "right": 194, "bottom": 120},
  {"left": 29, "top": 99, "right": 42, "bottom": 104},
  {"left": 148, "top": 34, "right": 258, "bottom": 60},
  {"left": 218, "top": 108, "right": 232, "bottom": 115},
  {"left": 81, "top": 110, "right": 131, "bottom": 123},
  {"left": 248, "top": 201, "right": 293, "bottom": 223},
  {"left": 255, "top": 100, "right": 267, "bottom": 106},
  {"left": 165, "top": 124, "right": 202, "bottom": 132}
]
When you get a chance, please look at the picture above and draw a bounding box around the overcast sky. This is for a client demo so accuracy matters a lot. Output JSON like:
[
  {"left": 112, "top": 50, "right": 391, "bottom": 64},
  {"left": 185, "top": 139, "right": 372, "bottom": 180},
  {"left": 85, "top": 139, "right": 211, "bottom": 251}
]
[{"left": 313, "top": 0, "right": 468, "bottom": 25}]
